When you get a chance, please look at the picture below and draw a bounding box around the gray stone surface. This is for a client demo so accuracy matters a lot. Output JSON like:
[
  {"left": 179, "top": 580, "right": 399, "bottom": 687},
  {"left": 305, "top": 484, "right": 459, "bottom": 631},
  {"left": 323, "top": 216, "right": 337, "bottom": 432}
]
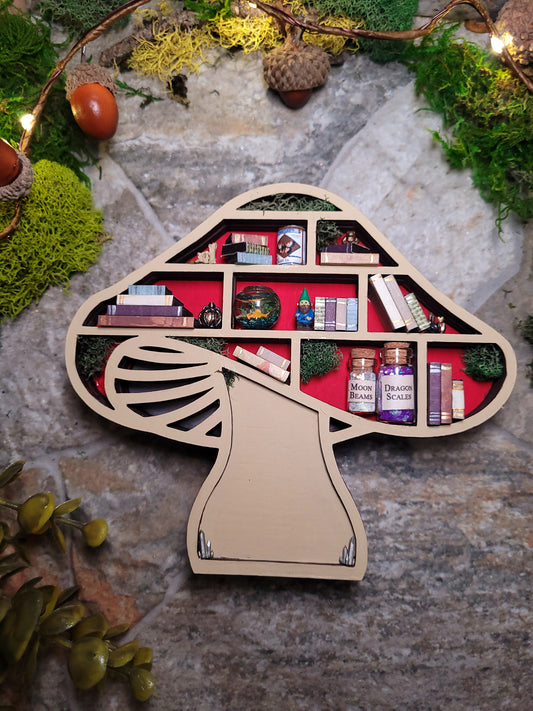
[{"left": 0, "top": 8, "right": 532, "bottom": 711}]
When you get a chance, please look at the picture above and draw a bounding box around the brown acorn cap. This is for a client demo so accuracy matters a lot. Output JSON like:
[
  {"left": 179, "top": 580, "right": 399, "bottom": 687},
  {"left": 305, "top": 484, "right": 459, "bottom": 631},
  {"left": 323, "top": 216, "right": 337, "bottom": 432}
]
[
  {"left": 65, "top": 63, "right": 117, "bottom": 101},
  {"left": 263, "top": 35, "right": 330, "bottom": 93}
]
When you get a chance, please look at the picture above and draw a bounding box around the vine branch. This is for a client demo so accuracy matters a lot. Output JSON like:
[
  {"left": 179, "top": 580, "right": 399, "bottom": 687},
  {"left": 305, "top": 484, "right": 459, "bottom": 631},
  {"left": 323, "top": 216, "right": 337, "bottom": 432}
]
[
  {"left": 1, "top": 0, "right": 152, "bottom": 241},
  {"left": 2, "top": 0, "right": 531, "bottom": 242},
  {"left": 254, "top": 0, "right": 533, "bottom": 93}
]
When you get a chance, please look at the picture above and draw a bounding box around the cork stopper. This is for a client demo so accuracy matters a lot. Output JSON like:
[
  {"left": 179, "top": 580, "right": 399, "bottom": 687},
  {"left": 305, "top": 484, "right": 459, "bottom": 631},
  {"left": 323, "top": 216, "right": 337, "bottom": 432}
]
[
  {"left": 382, "top": 341, "right": 411, "bottom": 365},
  {"left": 351, "top": 348, "right": 375, "bottom": 360},
  {"left": 350, "top": 347, "right": 375, "bottom": 369}
]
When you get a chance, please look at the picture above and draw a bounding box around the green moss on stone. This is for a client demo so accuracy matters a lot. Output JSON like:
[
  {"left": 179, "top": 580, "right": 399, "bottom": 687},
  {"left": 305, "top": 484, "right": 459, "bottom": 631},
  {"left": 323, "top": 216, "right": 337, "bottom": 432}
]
[
  {"left": 0, "top": 160, "right": 105, "bottom": 319},
  {"left": 400, "top": 26, "right": 533, "bottom": 231},
  {"left": 312, "top": 0, "right": 418, "bottom": 63}
]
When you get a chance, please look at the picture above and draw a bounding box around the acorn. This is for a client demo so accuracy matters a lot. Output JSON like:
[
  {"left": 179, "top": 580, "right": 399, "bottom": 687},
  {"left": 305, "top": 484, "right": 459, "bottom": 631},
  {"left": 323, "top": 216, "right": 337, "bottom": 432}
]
[
  {"left": 0, "top": 138, "right": 21, "bottom": 187},
  {"left": 263, "top": 32, "right": 331, "bottom": 109},
  {"left": 65, "top": 63, "right": 119, "bottom": 140}
]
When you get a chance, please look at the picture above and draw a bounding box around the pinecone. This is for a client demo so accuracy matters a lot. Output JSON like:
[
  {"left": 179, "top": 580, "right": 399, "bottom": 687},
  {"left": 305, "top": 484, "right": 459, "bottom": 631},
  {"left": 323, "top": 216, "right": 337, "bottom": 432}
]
[
  {"left": 263, "top": 36, "right": 330, "bottom": 108},
  {"left": 495, "top": 0, "right": 533, "bottom": 68}
]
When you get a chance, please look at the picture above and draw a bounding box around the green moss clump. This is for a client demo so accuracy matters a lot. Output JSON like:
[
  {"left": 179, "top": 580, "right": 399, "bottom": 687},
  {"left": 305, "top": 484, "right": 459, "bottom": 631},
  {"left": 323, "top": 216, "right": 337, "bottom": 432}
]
[
  {"left": 76, "top": 336, "right": 118, "bottom": 380},
  {"left": 400, "top": 26, "right": 533, "bottom": 231},
  {"left": 462, "top": 344, "right": 505, "bottom": 381},
  {"left": 312, "top": 0, "right": 418, "bottom": 63},
  {"left": 0, "top": 160, "right": 105, "bottom": 320},
  {"left": 300, "top": 340, "right": 342, "bottom": 384},
  {"left": 240, "top": 193, "right": 339, "bottom": 211},
  {"left": 36, "top": 0, "right": 126, "bottom": 36},
  {"left": 0, "top": 4, "right": 96, "bottom": 182},
  {"left": 316, "top": 220, "right": 341, "bottom": 251},
  {"left": 517, "top": 315, "right": 533, "bottom": 387}
]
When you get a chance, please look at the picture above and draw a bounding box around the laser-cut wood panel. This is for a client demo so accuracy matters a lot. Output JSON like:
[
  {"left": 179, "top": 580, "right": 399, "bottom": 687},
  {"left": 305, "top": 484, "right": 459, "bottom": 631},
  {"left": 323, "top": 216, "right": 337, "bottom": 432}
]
[{"left": 65, "top": 183, "right": 516, "bottom": 580}]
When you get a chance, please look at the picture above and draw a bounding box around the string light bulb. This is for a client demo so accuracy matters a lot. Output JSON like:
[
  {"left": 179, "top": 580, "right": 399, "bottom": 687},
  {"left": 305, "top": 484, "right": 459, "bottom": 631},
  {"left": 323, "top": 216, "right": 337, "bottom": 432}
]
[
  {"left": 490, "top": 34, "right": 504, "bottom": 54},
  {"left": 20, "top": 113, "right": 35, "bottom": 132}
]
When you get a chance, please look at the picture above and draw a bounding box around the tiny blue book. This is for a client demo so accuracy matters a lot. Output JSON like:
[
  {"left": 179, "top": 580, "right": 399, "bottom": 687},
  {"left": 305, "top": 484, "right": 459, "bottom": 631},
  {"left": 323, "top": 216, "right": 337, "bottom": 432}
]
[{"left": 127, "top": 284, "right": 169, "bottom": 295}]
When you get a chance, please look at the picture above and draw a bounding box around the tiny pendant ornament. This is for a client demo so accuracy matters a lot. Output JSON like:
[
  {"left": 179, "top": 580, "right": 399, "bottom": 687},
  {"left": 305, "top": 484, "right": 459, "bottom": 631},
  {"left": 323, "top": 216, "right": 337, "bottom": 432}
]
[{"left": 198, "top": 302, "right": 222, "bottom": 328}]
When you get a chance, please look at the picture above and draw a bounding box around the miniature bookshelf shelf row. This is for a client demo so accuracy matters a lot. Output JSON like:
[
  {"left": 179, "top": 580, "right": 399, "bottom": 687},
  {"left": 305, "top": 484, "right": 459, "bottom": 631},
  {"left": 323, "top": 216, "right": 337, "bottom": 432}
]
[
  {"left": 173, "top": 221, "right": 399, "bottom": 268},
  {"left": 87, "top": 273, "right": 475, "bottom": 337},
  {"left": 79, "top": 329, "right": 498, "bottom": 431}
]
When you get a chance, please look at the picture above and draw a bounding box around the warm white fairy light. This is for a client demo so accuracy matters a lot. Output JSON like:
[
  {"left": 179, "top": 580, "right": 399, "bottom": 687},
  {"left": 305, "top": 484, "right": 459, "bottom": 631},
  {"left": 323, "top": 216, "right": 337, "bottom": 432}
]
[
  {"left": 490, "top": 30, "right": 515, "bottom": 56},
  {"left": 20, "top": 113, "right": 35, "bottom": 131},
  {"left": 491, "top": 34, "right": 504, "bottom": 54}
]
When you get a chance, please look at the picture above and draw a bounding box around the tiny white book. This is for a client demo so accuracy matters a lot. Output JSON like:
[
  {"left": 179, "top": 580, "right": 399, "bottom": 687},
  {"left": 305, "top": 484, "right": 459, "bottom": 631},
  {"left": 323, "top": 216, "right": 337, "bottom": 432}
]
[
  {"left": 117, "top": 294, "right": 175, "bottom": 305},
  {"left": 384, "top": 275, "right": 417, "bottom": 331},
  {"left": 369, "top": 274, "right": 404, "bottom": 330},
  {"left": 233, "top": 346, "right": 290, "bottom": 382}
]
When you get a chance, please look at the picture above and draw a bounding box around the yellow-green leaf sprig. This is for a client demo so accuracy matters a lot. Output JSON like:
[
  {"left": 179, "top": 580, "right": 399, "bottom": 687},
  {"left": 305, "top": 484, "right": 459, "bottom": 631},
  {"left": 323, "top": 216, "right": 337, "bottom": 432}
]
[{"left": 0, "top": 461, "right": 155, "bottom": 701}]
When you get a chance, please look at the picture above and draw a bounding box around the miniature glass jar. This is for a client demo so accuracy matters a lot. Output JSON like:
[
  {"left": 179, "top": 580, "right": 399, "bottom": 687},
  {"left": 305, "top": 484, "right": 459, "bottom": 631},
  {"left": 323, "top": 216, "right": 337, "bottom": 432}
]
[
  {"left": 347, "top": 348, "right": 376, "bottom": 414},
  {"left": 233, "top": 285, "right": 281, "bottom": 329},
  {"left": 376, "top": 341, "right": 415, "bottom": 423}
]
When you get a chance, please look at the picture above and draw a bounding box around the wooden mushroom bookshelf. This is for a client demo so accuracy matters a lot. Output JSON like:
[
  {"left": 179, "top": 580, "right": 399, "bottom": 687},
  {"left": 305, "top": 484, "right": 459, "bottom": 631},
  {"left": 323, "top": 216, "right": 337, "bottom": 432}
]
[{"left": 65, "top": 183, "right": 516, "bottom": 581}]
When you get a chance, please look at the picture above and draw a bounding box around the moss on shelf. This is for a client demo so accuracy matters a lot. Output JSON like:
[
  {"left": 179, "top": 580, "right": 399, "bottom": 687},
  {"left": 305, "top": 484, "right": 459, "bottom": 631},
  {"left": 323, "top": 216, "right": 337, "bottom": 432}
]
[
  {"left": 300, "top": 340, "right": 342, "bottom": 384},
  {"left": 462, "top": 344, "right": 505, "bottom": 381}
]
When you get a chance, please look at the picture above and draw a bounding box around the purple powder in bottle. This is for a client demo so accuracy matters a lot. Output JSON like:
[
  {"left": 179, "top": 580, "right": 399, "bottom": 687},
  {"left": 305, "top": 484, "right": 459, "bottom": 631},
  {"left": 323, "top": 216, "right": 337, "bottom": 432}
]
[{"left": 377, "top": 342, "right": 415, "bottom": 423}]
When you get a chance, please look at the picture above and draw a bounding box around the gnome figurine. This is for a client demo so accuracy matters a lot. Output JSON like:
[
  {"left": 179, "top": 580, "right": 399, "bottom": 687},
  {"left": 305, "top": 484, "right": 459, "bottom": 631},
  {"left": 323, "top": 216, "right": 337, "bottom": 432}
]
[{"left": 295, "top": 288, "right": 314, "bottom": 330}]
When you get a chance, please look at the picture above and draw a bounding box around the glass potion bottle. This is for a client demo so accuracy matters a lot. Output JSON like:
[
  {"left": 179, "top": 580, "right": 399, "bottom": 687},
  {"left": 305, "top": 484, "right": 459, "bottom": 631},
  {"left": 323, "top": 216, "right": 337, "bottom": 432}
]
[
  {"left": 377, "top": 342, "right": 415, "bottom": 423},
  {"left": 347, "top": 348, "right": 376, "bottom": 414}
]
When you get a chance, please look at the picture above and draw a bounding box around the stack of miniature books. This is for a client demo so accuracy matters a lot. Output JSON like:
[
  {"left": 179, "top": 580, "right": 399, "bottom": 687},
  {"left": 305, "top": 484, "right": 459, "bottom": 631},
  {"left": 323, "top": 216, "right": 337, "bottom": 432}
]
[
  {"left": 313, "top": 296, "right": 358, "bottom": 331},
  {"left": 98, "top": 284, "right": 194, "bottom": 328},
  {"left": 369, "top": 274, "right": 431, "bottom": 332},
  {"left": 222, "top": 233, "right": 273, "bottom": 265}
]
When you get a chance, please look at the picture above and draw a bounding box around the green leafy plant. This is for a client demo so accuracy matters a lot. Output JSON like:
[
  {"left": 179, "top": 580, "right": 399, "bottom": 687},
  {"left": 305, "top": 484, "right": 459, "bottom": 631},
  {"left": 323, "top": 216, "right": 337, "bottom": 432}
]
[
  {"left": 183, "top": 0, "right": 232, "bottom": 22},
  {"left": 462, "top": 344, "right": 505, "bottom": 381},
  {"left": 0, "top": 460, "right": 155, "bottom": 702},
  {"left": 400, "top": 25, "right": 533, "bottom": 232},
  {"left": 0, "top": 3, "right": 97, "bottom": 183},
  {"left": 300, "top": 340, "right": 342, "bottom": 384}
]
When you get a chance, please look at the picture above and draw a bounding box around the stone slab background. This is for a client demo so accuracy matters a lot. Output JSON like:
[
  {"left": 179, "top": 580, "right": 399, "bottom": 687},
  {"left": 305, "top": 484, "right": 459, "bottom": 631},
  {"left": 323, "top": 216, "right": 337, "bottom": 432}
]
[{"left": 0, "top": 2, "right": 531, "bottom": 709}]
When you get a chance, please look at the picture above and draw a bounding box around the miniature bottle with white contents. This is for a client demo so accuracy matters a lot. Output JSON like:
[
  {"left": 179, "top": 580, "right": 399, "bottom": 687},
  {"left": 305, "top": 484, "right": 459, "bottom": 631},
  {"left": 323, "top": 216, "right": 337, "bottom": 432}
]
[
  {"left": 347, "top": 348, "right": 376, "bottom": 414},
  {"left": 377, "top": 342, "right": 415, "bottom": 423}
]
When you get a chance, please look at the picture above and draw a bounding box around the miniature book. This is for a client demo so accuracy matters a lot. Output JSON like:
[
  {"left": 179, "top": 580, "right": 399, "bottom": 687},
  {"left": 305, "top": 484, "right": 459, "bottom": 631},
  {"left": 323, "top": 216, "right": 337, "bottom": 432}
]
[
  {"left": 314, "top": 296, "right": 326, "bottom": 330},
  {"left": 440, "top": 363, "right": 453, "bottom": 424},
  {"left": 320, "top": 252, "right": 379, "bottom": 265},
  {"left": 369, "top": 274, "right": 405, "bottom": 330},
  {"left": 427, "top": 362, "right": 442, "bottom": 426},
  {"left": 233, "top": 345, "right": 290, "bottom": 382},
  {"left": 404, "top": 292, "right": 431, "bottom": 331},
  {"left": 452, "top": 379, "right": 465, "bottom": 420},
  {"left": 383, "top": 275, "right": 417, "bottom": 331}
]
